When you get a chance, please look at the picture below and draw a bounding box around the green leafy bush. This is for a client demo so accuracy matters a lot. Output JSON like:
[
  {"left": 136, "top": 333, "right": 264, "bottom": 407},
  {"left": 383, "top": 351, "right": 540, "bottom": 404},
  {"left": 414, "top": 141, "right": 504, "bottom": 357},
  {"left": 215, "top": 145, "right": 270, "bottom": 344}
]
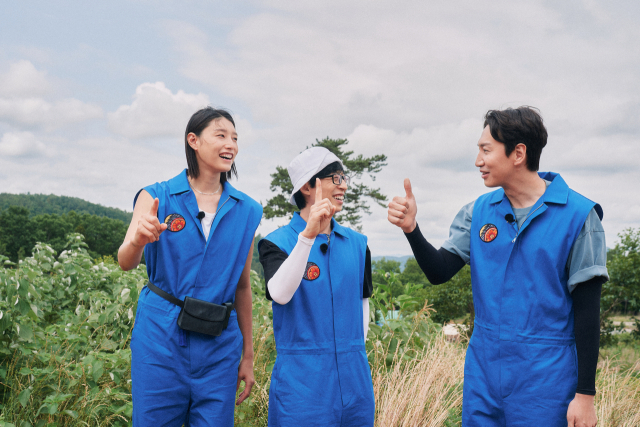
[{"left": 0, "top": 234, "right": 146, "bottom": 426}]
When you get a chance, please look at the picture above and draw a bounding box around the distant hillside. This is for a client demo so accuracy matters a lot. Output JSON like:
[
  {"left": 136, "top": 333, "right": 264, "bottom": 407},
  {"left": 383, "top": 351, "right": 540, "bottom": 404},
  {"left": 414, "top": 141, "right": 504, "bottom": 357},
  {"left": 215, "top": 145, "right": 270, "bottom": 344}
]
[
  {"left": 0, "top": 193, "right": 132, "bottom": 223},
  {"left": 372, "top": 255, "right": 412, "bottom": 270}
]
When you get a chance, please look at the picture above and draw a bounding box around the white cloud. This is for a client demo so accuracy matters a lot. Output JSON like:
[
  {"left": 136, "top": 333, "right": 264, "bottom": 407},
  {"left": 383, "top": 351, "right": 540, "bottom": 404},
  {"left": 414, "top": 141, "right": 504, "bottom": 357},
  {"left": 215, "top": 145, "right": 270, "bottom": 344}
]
[
  {"left": 0, "top": 131, "right": 47, "bottom": 157},
  {"left": 0, "top": 60, "right": 50, "bottom": 97},
  {"left": 0, "top": 97, "right": 104, "bottom": 130},
  {"left": 0, "top": 61, "right": 103, "bottom": 131},
  {"left": 347, "top": 119, "right": 482, "bottom": 170},
  {"left": 161, "top": 2, "right": 640, "bottom": 255},
  {"left": 107, "top": 82, "right": 210, "bottom": 139}
]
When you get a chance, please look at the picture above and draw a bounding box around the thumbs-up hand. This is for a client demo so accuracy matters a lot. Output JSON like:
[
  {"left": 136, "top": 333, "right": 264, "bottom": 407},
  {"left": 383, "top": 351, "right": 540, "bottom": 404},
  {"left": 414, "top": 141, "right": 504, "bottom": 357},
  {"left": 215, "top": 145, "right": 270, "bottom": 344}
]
[
  {"left": 301, "top": 178, "right": 336, "bottom": 239},
  {"left": 388, "top": 178, "right": 418, "bottom": 233},
  {"left": 131, "top": 198, "right": 168, "bottom": 247}
]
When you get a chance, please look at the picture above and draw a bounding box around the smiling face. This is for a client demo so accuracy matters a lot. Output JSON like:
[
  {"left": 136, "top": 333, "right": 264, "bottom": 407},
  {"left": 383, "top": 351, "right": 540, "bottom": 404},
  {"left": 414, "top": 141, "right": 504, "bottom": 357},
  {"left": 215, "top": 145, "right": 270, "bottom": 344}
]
[
  {"left": 317, "top": 172, "right": 348, "bottom": 213},
  {"left": 188, "top": 117, "right": 238, "bottom": 174},
  {"left": 475, "top": 125, "right": 515, "bottom": 188}
]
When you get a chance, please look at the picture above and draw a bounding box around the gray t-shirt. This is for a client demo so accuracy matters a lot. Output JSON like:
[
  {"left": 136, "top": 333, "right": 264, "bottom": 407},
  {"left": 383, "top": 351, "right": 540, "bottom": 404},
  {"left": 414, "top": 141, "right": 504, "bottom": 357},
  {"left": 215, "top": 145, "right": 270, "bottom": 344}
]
[{"left": 442, "top": 185, "right": 609, "bottom": 293}]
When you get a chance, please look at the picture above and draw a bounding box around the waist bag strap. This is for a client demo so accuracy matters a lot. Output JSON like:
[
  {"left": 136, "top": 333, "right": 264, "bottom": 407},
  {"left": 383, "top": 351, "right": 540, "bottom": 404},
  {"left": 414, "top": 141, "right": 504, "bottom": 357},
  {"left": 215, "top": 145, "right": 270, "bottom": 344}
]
[
  {"left": 146, "top": 281, "right": 235, "bottom": 312},
  {"left": 147, "top": 281, "right": 185, "bottom": 308}
]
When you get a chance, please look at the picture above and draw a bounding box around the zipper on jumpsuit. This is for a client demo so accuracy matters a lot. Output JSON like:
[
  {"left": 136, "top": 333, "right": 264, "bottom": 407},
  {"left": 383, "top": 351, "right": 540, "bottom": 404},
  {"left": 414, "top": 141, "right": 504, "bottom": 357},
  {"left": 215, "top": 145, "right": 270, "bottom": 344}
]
[
  {"left": 511, "top": 204, "right": 544, "bottom": 243},
  {"left": 324, "top": 232, "right": 345, "bottom": 408},
  {"left": 179, "top": 195, "right": 232, "bottom": 347}
]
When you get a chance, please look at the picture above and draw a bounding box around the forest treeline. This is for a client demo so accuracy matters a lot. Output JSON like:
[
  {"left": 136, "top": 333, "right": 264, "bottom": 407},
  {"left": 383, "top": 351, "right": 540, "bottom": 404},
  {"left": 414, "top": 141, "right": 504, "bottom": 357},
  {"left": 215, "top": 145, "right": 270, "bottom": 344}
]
[
  {"left": 0, "top": 194, "right": 266, "bottom": 275},
  {"left": 0, "top": 193, "right": 132, "bottom": 223},
  {"left": 0, "top": 206, "right": 128, "bottom": 261}
]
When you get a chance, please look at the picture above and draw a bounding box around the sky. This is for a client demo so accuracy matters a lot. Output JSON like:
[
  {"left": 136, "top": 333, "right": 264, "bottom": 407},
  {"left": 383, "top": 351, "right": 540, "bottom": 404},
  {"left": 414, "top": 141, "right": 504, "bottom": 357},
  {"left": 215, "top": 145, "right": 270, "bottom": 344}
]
[{"left": 1, "top": 0, "right": 639, "bottom": 256}]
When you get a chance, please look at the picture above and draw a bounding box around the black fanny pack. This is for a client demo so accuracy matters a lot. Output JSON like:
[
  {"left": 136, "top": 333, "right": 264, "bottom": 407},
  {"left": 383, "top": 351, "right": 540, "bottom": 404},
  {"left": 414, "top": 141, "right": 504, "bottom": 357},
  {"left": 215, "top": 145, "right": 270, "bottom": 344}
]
[{"left": 146, "top": 282, "right": 234, "bottom": 337}]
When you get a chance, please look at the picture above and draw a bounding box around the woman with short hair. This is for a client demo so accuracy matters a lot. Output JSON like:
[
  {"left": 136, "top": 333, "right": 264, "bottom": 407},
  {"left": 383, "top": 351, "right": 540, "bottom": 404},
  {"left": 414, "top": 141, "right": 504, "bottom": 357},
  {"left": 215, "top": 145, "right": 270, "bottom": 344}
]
[{"left": 118, "top": 107, "right": 262, "bottom": 426}]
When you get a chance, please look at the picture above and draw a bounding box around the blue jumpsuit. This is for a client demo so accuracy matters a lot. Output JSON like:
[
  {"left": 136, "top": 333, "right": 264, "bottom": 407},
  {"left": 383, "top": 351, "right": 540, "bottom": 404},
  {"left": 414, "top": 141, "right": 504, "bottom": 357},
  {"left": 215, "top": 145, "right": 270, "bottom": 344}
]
[
  {"left": 130, "top": 170, "right": 262, "bottom": 426},
  {"left": 463, "top": 172, "right": 601, "bottom": 426},
  {"left": 260, "top": 213, "right": 375, "bottom": 427}
]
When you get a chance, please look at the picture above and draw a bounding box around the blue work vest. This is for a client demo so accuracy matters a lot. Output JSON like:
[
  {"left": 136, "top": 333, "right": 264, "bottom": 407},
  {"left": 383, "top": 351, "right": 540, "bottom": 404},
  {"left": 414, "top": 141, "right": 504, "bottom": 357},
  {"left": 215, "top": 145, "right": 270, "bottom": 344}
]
[
  {"left": 462, "top": 172, "right": 602, "bottom": 425},
  {"left": 469, "top": 172, "right": 601, "bottom": 341},
  {"left": 135, "top": 169, "right": 263, "bottom": 316},
  {"left": 262, "top": 212, "right": 367, "bottom": 354}
]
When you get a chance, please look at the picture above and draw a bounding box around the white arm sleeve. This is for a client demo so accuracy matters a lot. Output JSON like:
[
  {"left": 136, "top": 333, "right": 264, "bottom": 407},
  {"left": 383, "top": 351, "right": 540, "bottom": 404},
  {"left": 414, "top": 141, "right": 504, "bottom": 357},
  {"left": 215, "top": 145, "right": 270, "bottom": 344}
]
[
  {"left": 267, "top": 234, "right": 315, "bottom": 305},
  {"left": 363, "top": 298, "right": 370, "bottom": 341}
]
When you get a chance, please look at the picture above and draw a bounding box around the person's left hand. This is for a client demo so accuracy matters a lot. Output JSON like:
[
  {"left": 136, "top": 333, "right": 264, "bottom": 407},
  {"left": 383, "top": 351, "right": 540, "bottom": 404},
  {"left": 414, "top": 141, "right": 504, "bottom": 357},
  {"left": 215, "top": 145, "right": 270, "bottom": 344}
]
[
  {"left": 236, "top": 356, "right": 255, "bottom": 405},
  {"left": 567, "top": 393, "right": 597, "bottom": 427}
]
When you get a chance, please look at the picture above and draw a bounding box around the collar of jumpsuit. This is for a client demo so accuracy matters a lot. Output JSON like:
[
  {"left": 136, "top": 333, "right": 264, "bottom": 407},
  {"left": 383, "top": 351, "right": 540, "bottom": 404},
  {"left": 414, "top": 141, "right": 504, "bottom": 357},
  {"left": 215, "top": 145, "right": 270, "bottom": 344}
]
[
  {"left": 168, "top": 169, "right": 245, "bottom": 200},
  {"left": 487, "top": 171, "right": 603, "bottom": 227}
]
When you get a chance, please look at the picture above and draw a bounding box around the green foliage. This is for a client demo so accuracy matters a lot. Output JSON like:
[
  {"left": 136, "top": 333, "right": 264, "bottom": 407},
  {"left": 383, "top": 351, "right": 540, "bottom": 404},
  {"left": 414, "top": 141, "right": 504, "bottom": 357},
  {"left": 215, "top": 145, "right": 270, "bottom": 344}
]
[
  {"left": 372, "top": 259, "right": 403, "bottom": 299},
  {"left": 372, "top": 257, "right": 401, "bottom": 275},
  {"left": 372, "top": 258, "right": 473, "bottom": 331},
  {"left": 366, "top": 302, "right": 440, "bottom": 368},
  {"left": 0, "top": 234, "right": 146, "bottom": 425},
  {"left": 419, "top": 266, "right": 474, "bottom": 330},
  {"left": 0, "top": 193, "right": 132, "bottom": 223},
  {"left": 233, "top": 271, "right": 274, "bottom": 426},
  {"left": 262, "top": 137, "right": 387, "bottom": 229},
  {"left": 397, "top": 257, "right": 428, "bottom": 287},
  {"left": 601, "top": 228, "right": 640, "bottom": 346},
  {"left": 251, "top": 234, "right": 264, "bottom": 279},
  {"left": 0, "top": 208, "right": 128, "bottom": 262}
]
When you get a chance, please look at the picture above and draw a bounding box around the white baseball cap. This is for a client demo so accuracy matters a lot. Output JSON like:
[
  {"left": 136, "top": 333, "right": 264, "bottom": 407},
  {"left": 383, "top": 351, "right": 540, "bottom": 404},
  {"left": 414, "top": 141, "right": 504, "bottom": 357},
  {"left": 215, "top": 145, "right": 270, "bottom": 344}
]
[{"left": 288, "top": 147, "right": 344, "bottom": 205}]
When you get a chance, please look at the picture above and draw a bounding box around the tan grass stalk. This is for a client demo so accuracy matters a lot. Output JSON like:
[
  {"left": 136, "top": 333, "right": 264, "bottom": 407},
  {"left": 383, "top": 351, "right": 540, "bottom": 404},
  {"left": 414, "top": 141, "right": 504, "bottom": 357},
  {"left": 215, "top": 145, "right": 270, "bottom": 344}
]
[
  {"left": 596, "top": 359, "right": 640, "bottom": 427},
  {"left": 373, "top": 333, "right": 465, "bottom": 427}
]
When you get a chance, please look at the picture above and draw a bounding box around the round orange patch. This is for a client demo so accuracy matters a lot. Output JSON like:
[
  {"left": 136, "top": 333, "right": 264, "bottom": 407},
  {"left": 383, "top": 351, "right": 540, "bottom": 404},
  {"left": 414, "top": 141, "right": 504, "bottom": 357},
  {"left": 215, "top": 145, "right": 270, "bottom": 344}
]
[
  {"left": 164, "top": 214, "right": 186, "bottom": 232},
  {"left": 479, "top": 224, "right": 498, "bottom": 243},
  {"left": 304, "top": 262, "right": 320, "bottom": 281}
]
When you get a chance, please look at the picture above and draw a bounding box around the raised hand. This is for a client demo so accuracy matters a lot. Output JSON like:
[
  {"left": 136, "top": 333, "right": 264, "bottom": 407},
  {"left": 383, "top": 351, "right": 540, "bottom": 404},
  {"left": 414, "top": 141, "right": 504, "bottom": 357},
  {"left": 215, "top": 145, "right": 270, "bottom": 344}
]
[
  {"left": 131, "top": 198, "right": 168, "bottom": 247},
  {"left": 387, "top": 178, "right": 418, "bottom": 233},
  {"left": 301, "top": 178, "right": 336, "bottom": 239}
]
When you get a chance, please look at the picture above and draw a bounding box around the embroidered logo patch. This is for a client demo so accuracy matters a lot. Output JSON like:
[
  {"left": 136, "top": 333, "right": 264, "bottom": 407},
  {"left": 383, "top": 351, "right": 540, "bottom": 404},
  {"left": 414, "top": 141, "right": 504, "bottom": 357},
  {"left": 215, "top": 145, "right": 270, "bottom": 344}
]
[
  {"left": 164, "top": 213, "right": 186, "bottom": 232},
  {"left": 479, "top": 223, "right": 498, "bottom": 243},
  {"left": 303, "top": 262, "right": 320, "bottom": 281}
]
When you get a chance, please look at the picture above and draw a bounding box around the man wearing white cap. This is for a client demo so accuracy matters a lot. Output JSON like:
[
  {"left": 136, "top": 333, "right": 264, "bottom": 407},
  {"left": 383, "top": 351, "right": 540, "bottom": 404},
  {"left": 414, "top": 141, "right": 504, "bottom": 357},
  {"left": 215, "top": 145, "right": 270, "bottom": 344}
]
[{"left": 259, "top": 147, "right": 375, "bottom": 426}]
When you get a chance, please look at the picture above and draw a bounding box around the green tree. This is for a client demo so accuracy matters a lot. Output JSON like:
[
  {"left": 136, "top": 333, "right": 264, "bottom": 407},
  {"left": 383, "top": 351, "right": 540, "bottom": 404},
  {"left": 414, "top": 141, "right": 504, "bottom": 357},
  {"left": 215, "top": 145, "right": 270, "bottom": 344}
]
[
  {"left": 0, "top": 207, "right": 129, "bottom": 261},
  {"left": 263, "top": 137, "right": 387, "bottom": 229},
  {"left": 0, "top": 206, "right": 35, "bottom": 262},
  {"left": 372, "top": 258, "right": 404, "bottom": 297},
  {"left": 398, "top": 257, "right": 428, "bottom": 287},
  {"left": 600, "top": 228, "right": 640, "bottom": 346},
  {"left": 409, "top": 265, "right": 474, "bottom": 331},
  {"left": 602, "top": 228, "right": 640, "bottom": 316},
  {"left": 373, "top": 257, "right": 402, "bottom": 275},
  {"left": 0, "top": 193, "right": 132, "bottom": 222}
]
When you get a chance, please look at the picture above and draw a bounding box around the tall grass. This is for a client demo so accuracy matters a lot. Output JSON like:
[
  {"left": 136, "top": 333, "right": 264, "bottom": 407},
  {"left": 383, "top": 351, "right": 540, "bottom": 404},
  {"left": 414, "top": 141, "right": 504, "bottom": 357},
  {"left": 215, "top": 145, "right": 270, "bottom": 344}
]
[
  {"left": 372, "top": 334, "right": 465, "bottom": 426},
  {"left": 596, "top": 359, "right": 640, "bottom": 426}
]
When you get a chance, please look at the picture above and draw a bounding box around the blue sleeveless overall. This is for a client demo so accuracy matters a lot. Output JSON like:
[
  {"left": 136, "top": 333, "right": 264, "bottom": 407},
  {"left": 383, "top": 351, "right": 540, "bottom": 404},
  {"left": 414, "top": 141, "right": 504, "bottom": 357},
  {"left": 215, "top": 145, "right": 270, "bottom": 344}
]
[
  {"left": 463, "top": 172, "right": 601, "bottom": 426},
  {"left": 260, "top": 213, "right": 375, "bottom": 427},
  {"left": 130, "top": 170, "right": 262, "bottom": 426}
]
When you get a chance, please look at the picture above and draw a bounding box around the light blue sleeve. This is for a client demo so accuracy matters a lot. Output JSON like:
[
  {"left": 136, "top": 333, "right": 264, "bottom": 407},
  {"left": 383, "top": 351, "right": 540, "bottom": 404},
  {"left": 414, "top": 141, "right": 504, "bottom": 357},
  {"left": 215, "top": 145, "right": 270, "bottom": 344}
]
[
  {"left": 566, "top": 208, "right": 609, "bottom": 293},
  {"left": 441, "top": 200, "right": 474, "bottom": 265}
]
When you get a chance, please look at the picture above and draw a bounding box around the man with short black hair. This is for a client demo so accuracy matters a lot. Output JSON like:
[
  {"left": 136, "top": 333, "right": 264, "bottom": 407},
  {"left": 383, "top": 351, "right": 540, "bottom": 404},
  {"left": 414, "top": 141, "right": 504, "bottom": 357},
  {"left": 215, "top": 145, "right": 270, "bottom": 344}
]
[
  {"left": 259, "top": 147, "right": 375, "bottom": 426},
  {"left": 388, "top": 106, "right": 607, "bottom": 427}
]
